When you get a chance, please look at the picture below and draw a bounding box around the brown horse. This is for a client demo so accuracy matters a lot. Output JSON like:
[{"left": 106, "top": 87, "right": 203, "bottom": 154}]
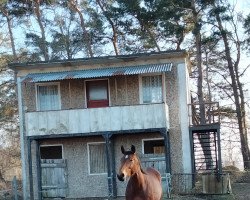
[{"left": 117, "top": 145, "right": 163, "bottom": 200}]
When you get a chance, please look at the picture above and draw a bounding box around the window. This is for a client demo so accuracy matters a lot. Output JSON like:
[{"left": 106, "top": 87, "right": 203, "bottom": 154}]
[
  {"left": 143, "top": 139, "right": 165, "bottom": 154},
  {"left": 141, "top": 75, "right": 163, "bottom": 103},
  {"left": 88, "top": 143, "right": 107, "bottom": 174},
  {"left": 36, "top": 83, "right": 60, "bottom": 111},
  {"left": 86, "top": 80, "right": 109, "bottom": 108},
  {"left": 40, "top": 145, "right": 63, "bottom": 159}
]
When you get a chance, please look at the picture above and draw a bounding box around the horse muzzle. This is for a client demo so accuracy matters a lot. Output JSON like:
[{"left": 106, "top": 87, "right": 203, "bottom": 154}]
[{"left": 117, "top": 173, "right": 125, "bottom": 181}]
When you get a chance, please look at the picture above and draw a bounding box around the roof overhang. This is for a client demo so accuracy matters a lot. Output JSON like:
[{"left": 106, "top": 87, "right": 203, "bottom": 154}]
[
  {"left": 23, "top": 63, "right": 173, "bottom": 83},
  {"left": 9, "top": 50, "right": 187, "bottom": 71}
]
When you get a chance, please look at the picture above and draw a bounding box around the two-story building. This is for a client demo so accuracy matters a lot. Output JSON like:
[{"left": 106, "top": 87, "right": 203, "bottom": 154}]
[{"left": 10, "top": 50, "right": 192, "bottom": 199}]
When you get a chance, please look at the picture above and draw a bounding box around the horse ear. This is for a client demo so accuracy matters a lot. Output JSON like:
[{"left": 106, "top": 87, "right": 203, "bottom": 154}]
[
  {"left": 131, "top": 145, "right": 136, "bottom": 154},
  {"left": 121, "top": 145, "right": 125, "bottom": 154}
]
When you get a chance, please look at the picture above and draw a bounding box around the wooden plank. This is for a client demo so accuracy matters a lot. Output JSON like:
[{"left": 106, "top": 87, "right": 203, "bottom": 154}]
[
  {"left": 58, "top": 110, "right": 69, "bottom": 134},
  {"left": 142, "top": 105, "right": 154, "bottom": 129},
  {"left": 26, "top": 103, "right": 169, "bottom": 136},
  {"left": 38, "top": 112, "right": 48, "bottom": 135},
  {"left": 68, "top": 110, "right": 79, "bottom": 133},
  {"left": 153, "top": 104, "right": 164, "bottom": 128},
  {"left": 41, "top": 159, "right": 67, "bottom": 198},
  {"left": 97, "top": 107, "right": 110, "bottom": 131},
  {"left": 109, "top": 107, "right": 122, "bottom": 131},
  {"left": 89, "top": 108, "right": 99, "bottom": 132},
  {"left": 132, "top": 105, "right": 143, "bottom": 129},
  {"left": 47, "top": 111, "right": 59, "bottom": 134},
  {"left": 78, "top": 109, "right": 90, "bottom": 133},
  {"left": 121, "top": 106, "right": 131, "bottom": 130},
  {"left": 26, "top": 112, "right": 38, "bottom": 136}
]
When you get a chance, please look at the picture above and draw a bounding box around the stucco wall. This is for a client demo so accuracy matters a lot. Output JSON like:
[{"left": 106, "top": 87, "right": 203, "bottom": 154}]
[
  {"left": 165, "top": 65, "right": 183, "bottom": 173},
  {"left": 23, "top": 75, "right": 139, "bottom": 111}
]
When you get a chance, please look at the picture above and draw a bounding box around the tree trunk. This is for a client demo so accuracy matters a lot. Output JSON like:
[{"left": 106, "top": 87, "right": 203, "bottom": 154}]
[
  {"left": 33, "top": 0, "right": 49, "bottom": 61},
  {"left": 191, "top": 0, "right": 212, "bottom": 170},
  {"left": 68, "top": 0, "right": 93, "bottom": 57},
  {"left": 1, "top": 8, "right": 17, "bottom": 61},
  {"left": 214, "top": 6, "right": 250, "bottom": 169},
  {"left": 96, "top": 0, "right": 119, "bottom": 55},
  {"left": 58, "top": 18, "right": 72, "bottom": 59},
  {"left": 137, "top": 17, "right": 161, "bottom": 52}
]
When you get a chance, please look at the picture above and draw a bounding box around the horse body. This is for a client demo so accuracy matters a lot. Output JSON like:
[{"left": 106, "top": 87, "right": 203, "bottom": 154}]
[{"left": 117, "top": 145, "right": 163, "bottom": 200}]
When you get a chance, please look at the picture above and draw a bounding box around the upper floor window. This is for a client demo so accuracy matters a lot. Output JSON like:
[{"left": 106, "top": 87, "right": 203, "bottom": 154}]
[
  {"left": 86, "top": 80, "right": 109, "bottom": 108},
  {"left": 141, "top": 75, "right": 163, "bottom": 103},
  {"left": 36, "top": 83, "right": 61, "bottom": 111}
]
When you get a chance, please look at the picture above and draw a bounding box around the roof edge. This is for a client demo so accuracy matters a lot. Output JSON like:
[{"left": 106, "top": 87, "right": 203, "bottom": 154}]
[{"left": 9, "top": 50, "right": 188, "bottom": 71}]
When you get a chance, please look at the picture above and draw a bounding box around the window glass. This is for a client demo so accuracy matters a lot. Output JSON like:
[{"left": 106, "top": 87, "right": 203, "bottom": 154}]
[
  {"left": 142, "top": 75, "right": 163, "bottom": 103},
  {"left": 143, "top": 139, "right": 165, "bottom": 154},
  {"left": 37, "top": 84, "right": 60, "bottom": 111},
  {"left": 40, "top": 145, "right": 62, "bottom": 159},
  {"left": 89, "top": 84, "right": 107, "bottom": 100},
  {"left": 88, "top": 143, "right": 107, "bottom": 174}
]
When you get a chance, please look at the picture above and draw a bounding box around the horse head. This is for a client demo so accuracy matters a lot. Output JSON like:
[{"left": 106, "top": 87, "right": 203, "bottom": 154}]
[{"left": 117, "top": 145, "right": 141, "bottom": 181}]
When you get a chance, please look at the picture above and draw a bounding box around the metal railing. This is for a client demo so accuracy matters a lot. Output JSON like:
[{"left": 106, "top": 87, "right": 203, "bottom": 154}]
[{"left": 188, "top": 102, "right": 220, "bottom": 126}]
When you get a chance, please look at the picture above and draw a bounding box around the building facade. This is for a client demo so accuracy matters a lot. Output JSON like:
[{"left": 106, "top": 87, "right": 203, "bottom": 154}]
[{"left": 10, "top": 51, "right": 192, "bottom": 199}]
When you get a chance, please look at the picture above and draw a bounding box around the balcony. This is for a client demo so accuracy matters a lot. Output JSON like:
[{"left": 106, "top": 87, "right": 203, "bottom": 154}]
[
  {"left": 25, "top": 103, "right": 169, "bottom": 137},
  {"left": 188, "top": 102, "right": 220, "bottom": 127}
]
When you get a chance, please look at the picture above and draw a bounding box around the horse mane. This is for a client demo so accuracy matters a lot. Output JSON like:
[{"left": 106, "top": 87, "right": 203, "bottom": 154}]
[{"left": 137, "top": 156, "right": 146, "bottom": 174}]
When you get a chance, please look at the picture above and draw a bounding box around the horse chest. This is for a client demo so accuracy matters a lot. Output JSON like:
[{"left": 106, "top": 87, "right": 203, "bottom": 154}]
[
  {"left": 125, "top": 185, "right": 155, "bottom": 200},
  {"left": 125, "top": 192, "right": 152, "bottom": 200}
]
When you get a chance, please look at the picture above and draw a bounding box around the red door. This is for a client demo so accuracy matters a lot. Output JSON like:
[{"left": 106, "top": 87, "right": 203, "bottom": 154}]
[{"left": 86, "top": 80, "right": 109, "bottom": 108}]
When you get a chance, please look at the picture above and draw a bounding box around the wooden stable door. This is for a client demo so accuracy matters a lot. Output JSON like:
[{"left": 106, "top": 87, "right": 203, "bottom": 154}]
[{"left": 86, "top": 80, "right": 109, "bottom": 108}]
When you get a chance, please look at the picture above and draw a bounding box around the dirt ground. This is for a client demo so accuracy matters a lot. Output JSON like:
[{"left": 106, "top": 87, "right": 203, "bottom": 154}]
[
  {"left": 230, "top": 183, "right": 250, "bottom": 200},
  {"left": 0, "top": 182, "right": 249, "bottom": 200}
]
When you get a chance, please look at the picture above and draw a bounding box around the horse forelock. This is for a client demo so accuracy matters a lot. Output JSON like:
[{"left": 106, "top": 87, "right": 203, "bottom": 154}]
[
  {"left": 123, "top": 150, "right": 134, "bottom": 155},
  {"left": 122, "top": 152, "right": 146, "bottom": 175}
]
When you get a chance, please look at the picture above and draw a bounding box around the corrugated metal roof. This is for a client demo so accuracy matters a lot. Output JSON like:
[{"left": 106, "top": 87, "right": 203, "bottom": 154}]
[{"left": 23, "top": 63, "right": 172, "bottom": 82}]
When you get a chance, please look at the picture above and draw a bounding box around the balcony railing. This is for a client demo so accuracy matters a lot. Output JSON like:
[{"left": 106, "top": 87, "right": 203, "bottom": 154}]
[
  {"left": 188, "top": 102, "right": 220, "bottom": 126},
  {"left": 25, "top": 103, "right": 169, "bottom": 137}
]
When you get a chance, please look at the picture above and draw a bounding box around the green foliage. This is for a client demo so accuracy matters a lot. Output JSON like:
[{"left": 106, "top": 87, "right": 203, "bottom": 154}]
[{"left": 244, "top": 14, "right": 250, "bottom": 49}]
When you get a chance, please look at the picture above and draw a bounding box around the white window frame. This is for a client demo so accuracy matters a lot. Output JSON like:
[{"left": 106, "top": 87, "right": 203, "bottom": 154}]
[
  {"left": 87, "top": 142, "right": 107, "bottom": 175},
  {"left": 40, "top": 144, "right": 64, "bottom": 159},
  {"left": 35, "top": 82, "right": 61, "bottom": 111},
  {"left": 84, "top": 79, "right": 111, "bottom": 108},
  {"left": 142, "top": 138, "right": 164, "bottom": 154},
  {"left": 139, "top": 73, "right": 166, "bottom": 104}
]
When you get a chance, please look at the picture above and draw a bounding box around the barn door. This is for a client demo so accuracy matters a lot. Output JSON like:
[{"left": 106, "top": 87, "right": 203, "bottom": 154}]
[
  {"left": 141, "top": 139, "right": 168, "bottom": 193},
  {"left": 41, "top": 159, "right": 68, "bottom": 198}
]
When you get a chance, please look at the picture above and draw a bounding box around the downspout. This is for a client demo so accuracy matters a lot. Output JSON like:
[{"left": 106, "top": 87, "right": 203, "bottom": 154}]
[
  {"left": 103, "top": 133, "right": 115, "bottom": 197},
  {"left": 17, "top": 76, "right": 29, "bottom": 199}
]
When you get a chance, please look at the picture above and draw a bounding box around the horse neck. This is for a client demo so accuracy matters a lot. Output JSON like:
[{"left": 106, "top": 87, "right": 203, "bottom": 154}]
[{"left": 130, "top": 162, "right": 146, "bottom": 189}]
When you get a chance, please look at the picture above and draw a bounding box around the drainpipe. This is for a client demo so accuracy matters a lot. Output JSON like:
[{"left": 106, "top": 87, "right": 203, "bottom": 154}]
[{"left": 17, "top": 76, "right": 29, "bottom": 200}]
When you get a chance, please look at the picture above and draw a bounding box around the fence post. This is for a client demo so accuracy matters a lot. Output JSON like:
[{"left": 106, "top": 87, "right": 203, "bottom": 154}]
[{"left": 12, "top": 176, "right": 18, "bottom": 200}]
